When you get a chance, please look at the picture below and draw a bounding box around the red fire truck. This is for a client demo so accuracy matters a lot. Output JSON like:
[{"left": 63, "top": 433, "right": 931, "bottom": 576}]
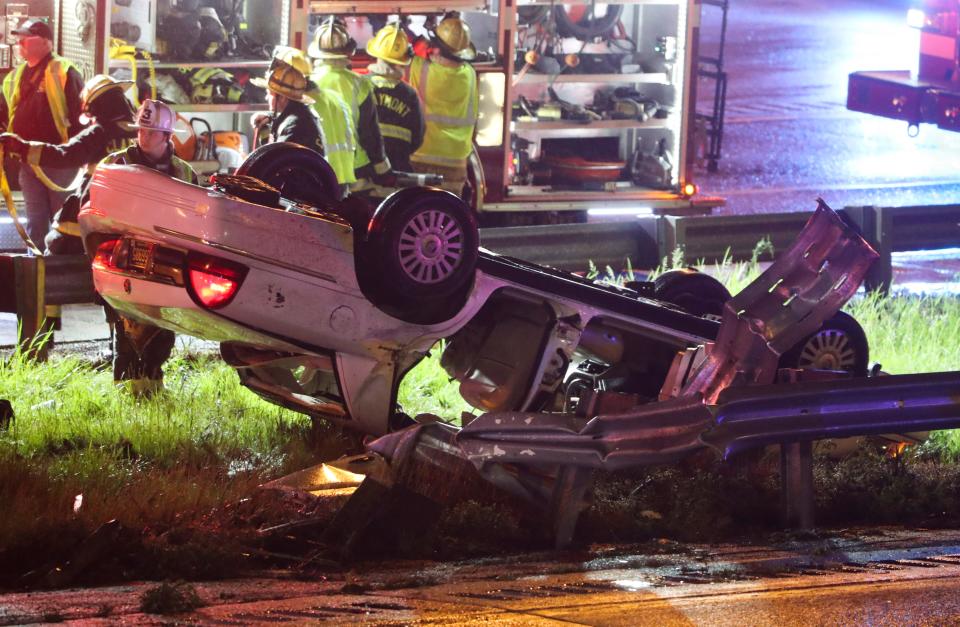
[{"left": 848, "top": 1, "right": 960, "bottom": 134}]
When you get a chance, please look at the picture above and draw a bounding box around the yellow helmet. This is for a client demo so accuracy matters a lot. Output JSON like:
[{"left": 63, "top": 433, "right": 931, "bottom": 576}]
[
  {"left": 434, "top": 12, "right": 476, "bottom": 61},
  {"left": 271, "top": 45, "right": 313, "bottom": 77},
  {"left": 366, "top": 23, "right": 413, "bottom": 66},
  {"left": 250, "top": 64, "right": 314, "bottom": 104},
  {"left": 308, "top": 16, "right": 355, "bottom": 59},
  {"left": 80, "top": 74, "right": 134, "bottom": 113}
]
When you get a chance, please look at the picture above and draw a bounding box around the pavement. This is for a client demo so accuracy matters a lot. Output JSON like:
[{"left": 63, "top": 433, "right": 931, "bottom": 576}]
[{"left": 1, "top": 527, "right": 960, "bottom": 625}]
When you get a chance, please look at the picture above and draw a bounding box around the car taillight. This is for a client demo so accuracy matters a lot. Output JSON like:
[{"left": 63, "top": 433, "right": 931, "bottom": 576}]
[
  {"left": 186, "top": 252, "right": 247, "bottom": 310},
  {"left": 91, "top": 238, "right": 121, "bottom": 270}
]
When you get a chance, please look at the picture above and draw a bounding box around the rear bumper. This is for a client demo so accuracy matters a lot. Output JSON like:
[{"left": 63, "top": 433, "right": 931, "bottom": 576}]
[
  {"left": 847, "top": 70, "right": 960, "bottom": 131},
  {"left": 94, "top": 268, "right": 307, "bottom": 353}
]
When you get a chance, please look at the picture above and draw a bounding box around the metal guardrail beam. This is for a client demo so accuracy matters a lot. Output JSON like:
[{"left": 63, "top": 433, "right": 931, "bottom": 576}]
[
  {"left": 480, "top": 219, "right": 661, "bottom": 271},
  {"left": 481, "top": 204, "right": 960, "bottom": 293},
  {"left": 43, "top": 254, "right": 97, "bottom": 305},
  {"left": 0, "top": 253, "right": 96, "bottom": 358}
]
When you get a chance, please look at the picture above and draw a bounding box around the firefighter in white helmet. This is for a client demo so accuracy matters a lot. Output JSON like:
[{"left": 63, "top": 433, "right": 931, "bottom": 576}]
[
  {"left": 102, "top": 99, "right": 197, "bottom": 396},
  {"left": 409, "top": 11, "right": 479, "bottom": 196},
  {"left": 366, "top": 22, "right": 424, "bottom": 176},
  {"left": 308, "top": 16, "right": 391, "bottom": 194}
]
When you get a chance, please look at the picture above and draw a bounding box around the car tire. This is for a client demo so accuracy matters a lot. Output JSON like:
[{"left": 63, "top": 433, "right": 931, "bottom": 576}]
[
  {"left": 778, "top": 310, "right": 869, "bottom": 377},
  {"left": 653, "top": 268, "right": 731, "bottom": 317},
  {"left": 236, "top": 142, "right": 340, "bottom": 208},
  {"left": 364, "top": 188, "right": 479, "bottom": 323}
]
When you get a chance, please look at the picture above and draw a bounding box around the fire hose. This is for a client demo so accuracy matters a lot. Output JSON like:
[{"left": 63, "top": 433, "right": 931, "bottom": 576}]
[
  {"left": 9, "top": 38, "right": 155, "bottom": 195},
  {"left": 109, "top": 38, "right": 157, "bottom": 106},
  {"left": 0, "top": 145, "right": 42, "bottom": 255}
]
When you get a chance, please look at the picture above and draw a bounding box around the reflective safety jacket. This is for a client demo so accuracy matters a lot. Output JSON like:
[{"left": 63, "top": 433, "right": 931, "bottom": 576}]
[
  {"left": 370, "top": 74, "right": 424, "bottom": 172},
  {"left": 409, "top": 56, "right": 478, "bottom": 167},
  {"left": 1, "top": 54, "right": 82, "bottom": 143},
  {"left": 306, "top": 86, "right": 357, "bottom": 185},
  {"left": 312, "top": 64, "right": 390, "bottom": 179}
]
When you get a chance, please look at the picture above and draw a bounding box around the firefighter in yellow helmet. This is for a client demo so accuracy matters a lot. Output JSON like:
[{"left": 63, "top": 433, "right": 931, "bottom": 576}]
[
  {"left": 0, "top": 19, "right": 84, "bottom": 251},
  {"left": 308, "top": 16, "right": 391, "bottom": 195},
  {"left": 366, "top": 22, "right": 424, "bottom": 175},
  {"left": 408, "top": 12, "right": 479, "bottom": 196},
  {"left": 250, "top": 60, "right": 325, "bottom": 155},
  {"left": 0, "top": 74, "right": 137, "bottom": 255},
  {"left": 264, "top": 46, "right": 356, "bottom": 198}
]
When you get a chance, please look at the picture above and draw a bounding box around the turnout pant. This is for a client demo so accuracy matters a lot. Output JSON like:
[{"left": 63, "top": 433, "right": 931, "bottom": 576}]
[
  {"left": 18, "top": 165, "right": 78, "bottom": 251},
  {"left": 108, "top": 311, "right": 175, "bottom": 382}
]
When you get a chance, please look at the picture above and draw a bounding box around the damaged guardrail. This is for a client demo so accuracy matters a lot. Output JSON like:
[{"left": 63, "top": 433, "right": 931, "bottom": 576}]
[{"left": 300, "top": 202, "right": 960, "bottom": 550}]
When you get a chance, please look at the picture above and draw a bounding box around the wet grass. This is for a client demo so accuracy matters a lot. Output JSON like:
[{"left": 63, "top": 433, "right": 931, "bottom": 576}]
[
  {"left": 0, "top": 348, "right": 354, "bottom": 589},
  {"left": 3, "top": 249, "right": 960, "bottom": 586}
]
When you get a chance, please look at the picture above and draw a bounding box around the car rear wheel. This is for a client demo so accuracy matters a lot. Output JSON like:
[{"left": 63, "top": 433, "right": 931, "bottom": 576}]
[
  {"left": 236, "top": 142, "right": 340, "bottom": 208},
  {"left": 363, "top": 188, "right": 479, "bottom": 323},
  {"left": 653, "top": 268, "right": 732, "bottom": 317},
  {"left": 779, "top": 310, "right": 869, "bottom": 376}
]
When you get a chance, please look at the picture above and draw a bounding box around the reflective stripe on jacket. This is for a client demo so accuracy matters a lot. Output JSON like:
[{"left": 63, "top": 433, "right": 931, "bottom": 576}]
[
  {"left": 370, "top": 74, "right": 424, "bottom": 172},
  {"left": 307, "top": 87, "right": 357, "bottom": 185},
  {"left": 312, "top": 65, "right": 386, "bottom": 175},
  {"left": 311, "top": 65, "right": 373, "bottom": 170},
  {"left": 2, "top": 55, "right": 78, "bottom": 142},
  {"left": 409, "top": 56, "right": 478, "bottom": 166}
]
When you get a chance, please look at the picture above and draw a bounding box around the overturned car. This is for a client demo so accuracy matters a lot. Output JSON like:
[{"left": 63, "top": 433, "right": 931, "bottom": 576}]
[
  {"left": 80, "top": 143, "right": 871, "bottom": 435},
  {"left": 79, "top": 144, "right": 960, "bottom": 543}
]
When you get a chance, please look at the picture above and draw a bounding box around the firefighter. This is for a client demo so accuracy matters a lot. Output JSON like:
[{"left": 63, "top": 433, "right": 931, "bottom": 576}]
[
  {"left": 366, "top": 22, "right": 425, "bottom": 174},
  {"left": 0, "top": 19, "right": 84, "bottom": 251},
  {"left": 250, "top": 61, "right": 324, "bottom": 154},
  {"left": 409, "top": 12, "right": 479, "bottom": 196},
  {"left": 1, "top": 74, "right": 138, "bottom": 255},
  {"left": 308, "top": 16, "right": 391, "bottom": 194},
  {"left": 261, "top": 46, "right": 356, "bottom": 198},
  {"left": 102, "top": 99, "right": 197, "bottom": 396}
]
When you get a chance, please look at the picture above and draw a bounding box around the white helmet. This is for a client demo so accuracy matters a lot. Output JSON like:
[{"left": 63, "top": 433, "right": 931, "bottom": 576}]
[{"left": 130, "top": 99, "right": 177, "bottom": 133}]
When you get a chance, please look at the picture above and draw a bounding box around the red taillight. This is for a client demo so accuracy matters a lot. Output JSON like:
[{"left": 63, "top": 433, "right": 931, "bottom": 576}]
[
  {"left": 91, "top": 238, "right": 121, "bottom": 270},
  {"left": 682, "top": 182, "right": 698, "bottom": 197},
  {"left": 186, "top": 253, "right": 247, "bottom": 309}
]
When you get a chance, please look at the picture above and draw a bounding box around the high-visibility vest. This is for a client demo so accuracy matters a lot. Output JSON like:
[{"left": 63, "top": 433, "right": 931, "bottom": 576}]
[
  {"left": 312, "top": 65, "right": 373, "bottom": 171},
  {"left": 2, "top": 55, "right": 78, "bottom": 142},
  {"left": 409, "top": 56, "right": 478, "bottom": 167},
  {"left": 307, "top": 87, "right": 357, "bottom": 185}
]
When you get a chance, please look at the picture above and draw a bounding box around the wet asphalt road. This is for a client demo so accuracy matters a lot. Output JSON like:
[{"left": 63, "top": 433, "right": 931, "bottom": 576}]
[
  {"left": 2, "top": 528, "right": 960, "bottom": 624},
  {"left": 698, "top": 0, "right": 960, "bottom": 215}
]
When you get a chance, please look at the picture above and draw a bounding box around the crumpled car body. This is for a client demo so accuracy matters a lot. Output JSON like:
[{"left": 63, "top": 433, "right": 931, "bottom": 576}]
[
  {"left": 79, "top": 156, "right": 738, "bottom": 436},
  {"left": 81, "top": 148, "right": 960, "bottom": 546}
]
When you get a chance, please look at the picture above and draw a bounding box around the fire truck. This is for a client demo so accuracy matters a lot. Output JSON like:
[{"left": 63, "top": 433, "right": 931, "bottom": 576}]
[
  {"left": 290, "top": 0, "right": 725, "bottom": 221},
  {"left": 8, "top": 0, "right": 724, "bottom": 228},
  {"left": 848, "top": 0, "right": 960, "bottom": 134}
]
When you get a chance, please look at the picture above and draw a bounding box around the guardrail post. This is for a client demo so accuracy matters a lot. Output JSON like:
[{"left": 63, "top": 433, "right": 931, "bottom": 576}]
[
  {"left": 841, "top": 206, "right": 890, "bottom": 293},
  {"left": 659, "top": 216, "right": 682, "bottom": 264},
  {"left": 866, "top": 207, "right": 891, "bottom": 294},
  {"left": 780, "top": 441, "right": 814, "bottom": 529},
  {"left": 13, "top": 254, "right": 49, "bottom": 360}
]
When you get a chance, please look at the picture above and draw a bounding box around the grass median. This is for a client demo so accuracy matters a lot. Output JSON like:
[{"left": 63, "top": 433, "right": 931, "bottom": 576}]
[{"left": 2, "top": 257, "right": 960, "bottom": 587}]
